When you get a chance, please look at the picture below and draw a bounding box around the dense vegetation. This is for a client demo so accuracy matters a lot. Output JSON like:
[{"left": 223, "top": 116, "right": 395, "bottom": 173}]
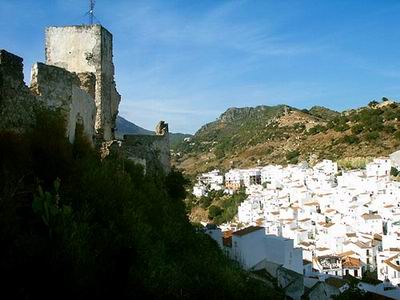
[
  {"left": 186, "top": 189, "right": 247, "bottom": 225},
  {"left": 173, "top": 99, "right": 400, "bottom": 175},
  {"left": 0, "top": 109, "right": 279, "bottom": 299}
]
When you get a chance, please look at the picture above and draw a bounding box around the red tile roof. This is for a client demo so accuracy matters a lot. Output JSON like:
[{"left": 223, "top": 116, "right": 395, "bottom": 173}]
[
  {"left": 342, "top": 257, "right": 361, "bottom": 269},
  {"left": 232, "top": 226, "right": 264, "bottom": 237}
]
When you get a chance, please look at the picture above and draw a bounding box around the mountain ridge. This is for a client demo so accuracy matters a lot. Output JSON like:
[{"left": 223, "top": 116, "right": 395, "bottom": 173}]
[{"left": 172, "top": 100, "right": 400, "bottom": 175}]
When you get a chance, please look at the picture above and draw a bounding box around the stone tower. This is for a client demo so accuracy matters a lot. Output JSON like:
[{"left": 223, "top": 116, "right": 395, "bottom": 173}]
[{"left": 45, "top": 25, "right": 120, "bottom": 141}]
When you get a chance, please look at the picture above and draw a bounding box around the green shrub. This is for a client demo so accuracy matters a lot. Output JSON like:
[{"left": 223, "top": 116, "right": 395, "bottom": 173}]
[
  {"left": 338, "top": 157, "right": 372, "bottom": 170},
  {"left": 390, "top": 167, "right": 400, "bottom": 177},
  {"left": 366, "top": 131, "right": 379, "bottom": 141},
  {"left": 383, "top": 125, "right": 396, "bottom": 134},
  {"left": 383, "top": 109, "right": 397, "bottom": 121},
  {"left": 208, "top": 205, "right": 223, "bottom": 220},
  {"left": 308, "top": 124, "right": 327, "bottom": 135},
  {"left": 286, "top": 150, "right": 300, "bottom": 161},
  {"left": 342, "top": 135, "right": 359, "bottom": 144},
  {"left": 200, "top": 195, "right": 212, "bottom": 208},
  {"left": 214, "top": 146, "right": 225, "bottom": 159},
  {"left": 334, "top": 123, "right": 350, "bottom": 132},
  {"left": 351, "top": 124, "right": 364, "bottom": 135},
  {"left": 368, "top": 100, "right": 379, "bottom": 107},
  {"left": 213, "top": 189, "right": 247, "bottom": 225}
]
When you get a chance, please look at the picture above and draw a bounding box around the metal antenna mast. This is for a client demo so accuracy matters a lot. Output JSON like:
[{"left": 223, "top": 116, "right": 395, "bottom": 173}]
[{"left": 88, "top": 0, "right": 95, "bottom": 24}]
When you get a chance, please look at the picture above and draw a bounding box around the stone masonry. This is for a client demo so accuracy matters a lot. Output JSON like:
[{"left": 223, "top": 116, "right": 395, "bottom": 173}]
[
  {"left": 30, "top": 63, "right": 96, "bottom": 143},
  {"left": 45, "top": 25, "right": 121, "bottom": 141},
  {"left": 0, "top": 24, "right": 171, "bottom": 173},
  {"left": 0, "top": 50, "right": 36, "bottom": 131},
  {"left": 123, "top": 122, "right": 171, "bottom": 174}
]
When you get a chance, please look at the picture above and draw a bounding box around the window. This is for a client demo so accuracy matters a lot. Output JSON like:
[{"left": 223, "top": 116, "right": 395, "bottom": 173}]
[
  {"left": 366, "top": 250, "right": 369, "bottom": 256},
  {"left": 346, "top": 270, "right": 349, "bottom": 275},
  {"left": 354, "top": 269, "right": 358, "bottom": 277}
]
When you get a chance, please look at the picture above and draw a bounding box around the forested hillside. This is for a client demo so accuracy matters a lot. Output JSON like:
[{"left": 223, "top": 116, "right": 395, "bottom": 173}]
[{"left": 0, "top": 109, "right": 280, "bottom": 299}]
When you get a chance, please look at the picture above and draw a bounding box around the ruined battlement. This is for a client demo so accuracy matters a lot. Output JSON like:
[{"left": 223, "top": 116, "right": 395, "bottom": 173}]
[
  {"left": 123, "top": 134, "right": 171, "bottom": 174},
  {"left": 30, "top": 62, "right": 96, "bottom": 143},
  {"left": 0, "top": 50, "right": 24, "bottom": 83},
  {"left": 0, "top": 50, "right": 36, "bottom": 131},
  {"left": 45, "top": 25, "right": 120, "bottom": 141},
  {"left": 0, "top": 25, "right": 171, "bottom": 173}
]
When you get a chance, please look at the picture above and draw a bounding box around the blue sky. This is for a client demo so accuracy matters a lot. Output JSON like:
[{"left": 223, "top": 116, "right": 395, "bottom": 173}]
[{"left": 1, "top": 0, "right": 400, "bottom": 133}]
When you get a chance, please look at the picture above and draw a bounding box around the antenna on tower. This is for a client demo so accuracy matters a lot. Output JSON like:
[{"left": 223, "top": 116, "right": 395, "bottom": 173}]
[
  {"left": 88, "top": 0, "right": 95, "bottom": 24},
  {"left": 83, "top": 0, "right": 101, "bottom": 25}
]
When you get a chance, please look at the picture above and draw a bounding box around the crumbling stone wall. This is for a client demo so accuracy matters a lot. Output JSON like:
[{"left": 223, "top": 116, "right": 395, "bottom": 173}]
[
  {"left": 1, "top": 25, "right": 171, "bottom": 172},
  {"left": 0, "top": 50, "right": 37, "bottom": 131},
  {"left": 45, "top": 25, "right": 121, "bottom": 141},
  {"left": 30, "top": 63, "right": 96, "bottom": 143},
  {"left": 0, "top": 49, "right": 97, "bottom": 144},
  {"left": 122, "top": 134, "right": 171, "bottom": 174}
]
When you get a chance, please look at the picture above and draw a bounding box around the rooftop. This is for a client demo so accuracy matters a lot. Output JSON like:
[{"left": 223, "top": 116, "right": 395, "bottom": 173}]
[
  {"left": 362, "top": 213, "right": 382, "bottom": 220},
  {"left": 232, "top": 226, "right": 264, "bottom": 237},
  {"left": 342, "top": 256, "right": 361, "bottom": 269},
  {"left": 384, "top": 253, "right": 400, "bottom": 271},
  {"left": 353, "top": 241, "right": 370, "bottom": 249}
]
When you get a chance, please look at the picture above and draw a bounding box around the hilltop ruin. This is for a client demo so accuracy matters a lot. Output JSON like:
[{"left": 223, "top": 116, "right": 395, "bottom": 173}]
[{"left": 0, "top": 25, "right": 170, "bottom": 173}]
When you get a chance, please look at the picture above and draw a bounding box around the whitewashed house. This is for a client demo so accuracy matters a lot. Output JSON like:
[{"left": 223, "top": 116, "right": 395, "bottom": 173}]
[
  {"left": 377, "top": 250, "right": 400, "bottom": 286},
  {"left": 359, "top": 213, "right": 383, "bottom": 235}
]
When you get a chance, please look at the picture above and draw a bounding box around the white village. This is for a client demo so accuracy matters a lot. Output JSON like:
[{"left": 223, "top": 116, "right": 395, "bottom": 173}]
[{"left": 194, "top": 154, "right": 400, "bottom": 299}]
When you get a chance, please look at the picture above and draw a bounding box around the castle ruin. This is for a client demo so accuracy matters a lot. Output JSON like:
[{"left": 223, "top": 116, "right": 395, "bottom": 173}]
[
  {"left": 45, "top": 25, "right": 120, "bottom": 141},
  {"left": 0, "top": 24, "right": 170, "bottom": 174}
]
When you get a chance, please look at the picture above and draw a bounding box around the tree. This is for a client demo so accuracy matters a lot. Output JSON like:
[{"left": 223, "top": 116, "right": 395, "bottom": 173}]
[
  {"left": 286, "top": 150, "right": 300, "bottom": 164},
  {"left": 390, "top": 167, "right": 400, "bottom": 177},
  {"left": 368, "top": 100, "right": 379, "bottom": 108},
  {"left": 342, "top": 135, "right": 359, "bottom": 144},
  {"left": 208, "top": 205, "right": 223, "bottom": 220},
  {"left": 366, "top": 131, "right": 379, "bottom": 141},
  {"left": 351, "top": 124, "right": 364, "bottom": 135}
]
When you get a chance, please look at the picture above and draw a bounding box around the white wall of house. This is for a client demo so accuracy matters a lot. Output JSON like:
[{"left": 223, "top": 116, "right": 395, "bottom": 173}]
[{"left": 232, "top": 228, "right": 266, "bottom": 269}]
